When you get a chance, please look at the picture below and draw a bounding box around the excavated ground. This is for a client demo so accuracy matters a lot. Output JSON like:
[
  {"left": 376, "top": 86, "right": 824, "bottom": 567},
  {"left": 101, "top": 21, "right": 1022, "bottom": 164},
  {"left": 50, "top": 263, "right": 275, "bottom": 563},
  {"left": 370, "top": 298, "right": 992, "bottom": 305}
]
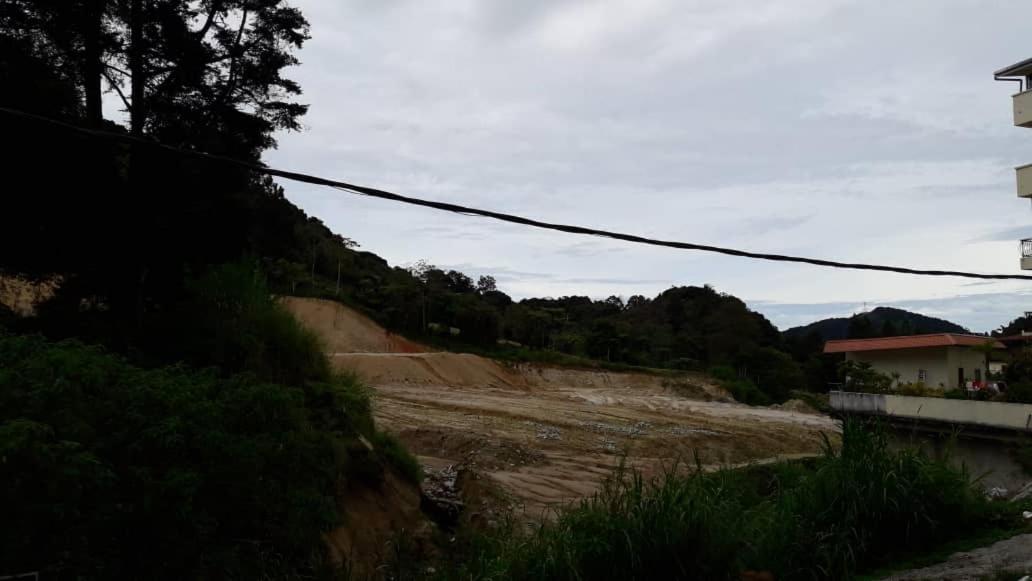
[{"left": 285, "top": 297, "right": 840, "bottom": 518}]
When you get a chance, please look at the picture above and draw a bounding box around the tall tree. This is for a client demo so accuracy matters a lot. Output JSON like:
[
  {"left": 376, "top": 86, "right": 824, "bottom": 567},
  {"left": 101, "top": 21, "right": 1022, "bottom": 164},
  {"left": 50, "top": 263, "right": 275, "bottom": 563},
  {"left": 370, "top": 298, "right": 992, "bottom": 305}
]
[
  {"left": 2, "top": 0, "right": 309, "bottom": 152},
  {"left": 1, "top": 0, "right": 312, "bottom": 347}
]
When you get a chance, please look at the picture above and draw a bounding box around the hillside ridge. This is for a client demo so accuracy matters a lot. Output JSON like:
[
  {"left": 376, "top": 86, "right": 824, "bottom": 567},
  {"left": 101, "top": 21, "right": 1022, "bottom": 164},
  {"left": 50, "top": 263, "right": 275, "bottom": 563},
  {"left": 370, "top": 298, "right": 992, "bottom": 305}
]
[{"left": 784, "top": 306, "right": 968, "bottom": 341}]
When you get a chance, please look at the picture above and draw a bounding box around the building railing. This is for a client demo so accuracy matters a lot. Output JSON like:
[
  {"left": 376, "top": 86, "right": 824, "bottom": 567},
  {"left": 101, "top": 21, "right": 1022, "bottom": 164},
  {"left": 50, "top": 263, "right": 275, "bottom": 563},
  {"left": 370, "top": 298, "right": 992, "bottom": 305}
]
[{"left": 1023, "top": 238, "right": 1032, "bottom": 258}]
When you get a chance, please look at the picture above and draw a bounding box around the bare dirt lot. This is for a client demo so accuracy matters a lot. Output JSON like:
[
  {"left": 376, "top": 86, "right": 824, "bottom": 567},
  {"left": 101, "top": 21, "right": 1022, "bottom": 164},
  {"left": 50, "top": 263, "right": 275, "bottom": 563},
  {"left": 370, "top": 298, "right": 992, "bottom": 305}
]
[{"left": 286, "top": 297, "right": 840, "bottom": 517}]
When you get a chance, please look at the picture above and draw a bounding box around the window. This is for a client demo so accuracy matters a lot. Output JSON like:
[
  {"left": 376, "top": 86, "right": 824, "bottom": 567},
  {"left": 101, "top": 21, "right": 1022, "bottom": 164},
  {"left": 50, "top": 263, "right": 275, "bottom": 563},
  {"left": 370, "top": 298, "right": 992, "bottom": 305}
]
[
  {"left": 918, "top": 369, "right": 927, "bottom": 382},
  {"left": 975, "top": 368, "right": 982, "bottom": 382}
]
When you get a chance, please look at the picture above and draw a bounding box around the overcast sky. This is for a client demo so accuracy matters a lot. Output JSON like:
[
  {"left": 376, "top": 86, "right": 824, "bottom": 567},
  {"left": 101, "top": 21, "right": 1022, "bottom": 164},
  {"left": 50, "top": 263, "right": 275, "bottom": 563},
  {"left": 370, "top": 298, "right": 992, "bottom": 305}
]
[{"left": 262, "top": 0, "right": 1032, "bottom": 332}]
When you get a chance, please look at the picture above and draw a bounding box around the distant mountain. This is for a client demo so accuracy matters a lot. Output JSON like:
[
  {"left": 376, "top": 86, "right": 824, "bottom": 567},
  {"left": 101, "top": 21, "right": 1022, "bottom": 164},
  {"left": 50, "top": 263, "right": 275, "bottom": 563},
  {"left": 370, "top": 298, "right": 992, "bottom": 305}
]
[{"left": 783, "top": 307, "right": 969, "bottom": 341}]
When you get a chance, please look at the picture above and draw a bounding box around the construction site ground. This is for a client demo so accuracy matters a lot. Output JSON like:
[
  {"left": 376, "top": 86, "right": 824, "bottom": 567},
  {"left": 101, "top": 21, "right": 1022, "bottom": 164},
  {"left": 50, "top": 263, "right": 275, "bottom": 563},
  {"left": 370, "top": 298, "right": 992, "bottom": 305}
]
[{"left": 284, "top": 297, "right": 840, "bottom": 518}]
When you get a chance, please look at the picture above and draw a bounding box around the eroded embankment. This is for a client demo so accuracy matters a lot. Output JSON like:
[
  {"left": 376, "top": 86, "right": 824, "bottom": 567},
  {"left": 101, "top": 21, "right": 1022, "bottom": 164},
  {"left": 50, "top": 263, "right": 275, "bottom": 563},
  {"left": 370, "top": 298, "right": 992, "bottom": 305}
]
[{"left": 285, "top": 296, "right": 840, "bottom": 517}]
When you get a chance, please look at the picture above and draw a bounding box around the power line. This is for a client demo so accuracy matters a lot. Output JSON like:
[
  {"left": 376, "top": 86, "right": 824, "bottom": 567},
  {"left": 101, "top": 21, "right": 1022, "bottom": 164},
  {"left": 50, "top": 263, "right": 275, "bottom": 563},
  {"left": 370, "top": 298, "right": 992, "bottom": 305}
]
[{"left": 4, "top": 105, "right": 1032, "bottom": 282}]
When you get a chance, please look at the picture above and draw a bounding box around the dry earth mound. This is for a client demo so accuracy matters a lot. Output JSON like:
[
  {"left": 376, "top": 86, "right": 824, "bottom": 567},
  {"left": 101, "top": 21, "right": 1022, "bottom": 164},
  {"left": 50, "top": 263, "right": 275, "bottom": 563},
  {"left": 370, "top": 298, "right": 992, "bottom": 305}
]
[
  {"left": 280, "top": 296, "right": 427, "bottom": 353},
  {"left": 285, "top": 296, "right": 839, "bottom": 518},
  {"left": 332, "top": 352, "right": 527, "bottom": 390}
]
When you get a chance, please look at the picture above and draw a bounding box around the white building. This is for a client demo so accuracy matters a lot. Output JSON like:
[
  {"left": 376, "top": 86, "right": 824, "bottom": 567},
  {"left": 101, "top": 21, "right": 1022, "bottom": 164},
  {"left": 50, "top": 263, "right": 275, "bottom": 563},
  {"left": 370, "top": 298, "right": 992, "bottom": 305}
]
[
  {"left": 993, "top": 58, "right": 1032, "bottom": 270},
  {"left": 824, "top": 334, "right": 1004, "bottom": 390}
]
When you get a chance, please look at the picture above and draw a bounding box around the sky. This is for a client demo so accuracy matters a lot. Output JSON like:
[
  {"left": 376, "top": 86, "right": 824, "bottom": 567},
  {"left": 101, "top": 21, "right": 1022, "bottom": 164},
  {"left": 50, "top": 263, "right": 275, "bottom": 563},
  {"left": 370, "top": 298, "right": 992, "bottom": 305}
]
[{"left": 259, "top": 0, "right": 1032, "bottom": 333}]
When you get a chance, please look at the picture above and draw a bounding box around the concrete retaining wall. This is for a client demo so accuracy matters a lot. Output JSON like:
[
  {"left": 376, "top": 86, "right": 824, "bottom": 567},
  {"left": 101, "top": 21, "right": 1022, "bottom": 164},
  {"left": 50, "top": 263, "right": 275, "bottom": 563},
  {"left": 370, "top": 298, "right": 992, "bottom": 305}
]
[
  {"left": 830, "top": 391, "right": 887, "bottom": 414},
  {"left": 831, "top": 391, "right": 1032, "bottom": 432}
]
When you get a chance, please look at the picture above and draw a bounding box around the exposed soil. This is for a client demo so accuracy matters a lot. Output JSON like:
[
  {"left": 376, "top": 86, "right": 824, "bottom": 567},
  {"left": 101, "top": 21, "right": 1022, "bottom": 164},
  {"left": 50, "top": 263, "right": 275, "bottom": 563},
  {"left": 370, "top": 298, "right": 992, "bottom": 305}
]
[
  {"left": 281, "top": 296, "right": 427, "bottom": 354},
  {"left": 288, "top": 297, "right": 841, "bottom": 519},
  {"left": 324, "top": 470, "right": 434, "bottom": 578},
  {"left": 0, "top": 274, "right": 59, "bottom": 316}
]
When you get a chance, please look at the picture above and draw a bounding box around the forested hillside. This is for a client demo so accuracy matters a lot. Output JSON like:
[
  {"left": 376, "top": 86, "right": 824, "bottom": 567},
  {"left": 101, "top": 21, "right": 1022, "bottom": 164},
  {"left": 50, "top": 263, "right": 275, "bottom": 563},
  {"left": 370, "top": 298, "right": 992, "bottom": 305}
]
[
  {"left": 2, "top": 0, "right": 825, "bottom": 404},
  {"left": 0, "top": 3, "right": 427, "bottom": 577},
  {"left": 784, "top": 306, "right": 968, "bottom": 342}
]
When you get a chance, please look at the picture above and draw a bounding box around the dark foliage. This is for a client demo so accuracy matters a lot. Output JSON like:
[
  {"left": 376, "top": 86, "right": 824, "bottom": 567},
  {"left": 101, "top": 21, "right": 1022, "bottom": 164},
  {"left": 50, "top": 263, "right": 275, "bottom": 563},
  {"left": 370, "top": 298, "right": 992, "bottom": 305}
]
[
  {"left": 2, "top": 3, "right": 807, "bottom": 404},
  {"left": 444, "top": 422, "right": 1007, "bottom": 581},
  {"left": 995, "top": 314, "right": 1032, "bottom": 337},
  {"left": 0, "top": 333, "right": 349, "bottom": 579},
  {"left": 784, "top": 306, "right": 969, "bottom": 342}
]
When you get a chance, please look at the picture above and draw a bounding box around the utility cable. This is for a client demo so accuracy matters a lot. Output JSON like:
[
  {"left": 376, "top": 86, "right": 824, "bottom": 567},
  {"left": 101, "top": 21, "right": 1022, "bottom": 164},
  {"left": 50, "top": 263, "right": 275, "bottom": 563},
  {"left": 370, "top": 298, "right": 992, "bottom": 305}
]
[{"left": 4, "top": 105, "right": 1031, "bottom": 281}]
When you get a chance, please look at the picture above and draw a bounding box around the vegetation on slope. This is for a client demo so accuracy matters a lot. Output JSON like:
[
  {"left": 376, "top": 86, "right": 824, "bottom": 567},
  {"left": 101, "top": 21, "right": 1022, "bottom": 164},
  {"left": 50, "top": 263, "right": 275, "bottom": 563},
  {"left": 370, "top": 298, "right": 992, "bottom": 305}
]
[
  {"left": 439, "top": 422, "right": 1018, "bottom": 581},
  {"left": 0, "top": 266, "right": 420, "bottom": 579},
  {"left": 4, "top": 3, "right": 806, "bottom": 403}
]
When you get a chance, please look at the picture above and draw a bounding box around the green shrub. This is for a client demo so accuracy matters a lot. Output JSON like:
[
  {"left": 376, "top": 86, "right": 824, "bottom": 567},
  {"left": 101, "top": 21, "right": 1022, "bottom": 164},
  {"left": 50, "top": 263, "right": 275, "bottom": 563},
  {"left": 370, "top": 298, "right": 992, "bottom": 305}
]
[
  {"left": 0, "top": 332, "right": 389, "bottom": 579},
  {"left": 737, "top": 347, "right": 805, "bottom": 403},
  {"left": 708, "top": 364, "right": 737, "bottom": 382},
  {"left": 449, "top": 421, "right": 1002, "bottom": 581},
  {"left": 142, "top": 262, "right": 331, "bottom": 386},
  {"left": 787, "top": 389, "right": 831, "bottom": 414},
  {"left": 752, "top": 423, "right": 997, "bottom": 579},
  {"left": 896, "top": 382, "right": 937, "bottom": 397},
  {"left": 707, "top": 366, "right": 770, "bottom": 406},
  {"left": 1007, "top": 381, "right": 1032, "bottom": 404},
  {"left": 710, "top": 365, "right": 767, "bottom": 406},
  {"left": 373, "top": 430, "right": 423, "bottom": 484},
  {"left": 727, "top": 377, "right": 772, "bottom": 406},
  {"left": 839, "top": 360, "right": 893, "bottom": 394}
]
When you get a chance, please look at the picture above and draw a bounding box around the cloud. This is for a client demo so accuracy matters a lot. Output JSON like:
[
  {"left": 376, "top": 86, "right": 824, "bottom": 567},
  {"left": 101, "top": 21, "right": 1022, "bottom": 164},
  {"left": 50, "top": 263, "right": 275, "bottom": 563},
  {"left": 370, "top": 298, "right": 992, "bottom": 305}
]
[
  {"left": 265, "top": 0, "right": 1032, "bottom": 335},
  {"left": 551, "top": 241, "right": 628, "bottom": 258},
  {"left": 438, "top": 262, "right": 667, "bottom": 288},
  {"left": 754, "top": 289, "right": 1032, "bottom": 333},
  {"left": 969, "top": 225, "right": 1032, "bottom": 243}
]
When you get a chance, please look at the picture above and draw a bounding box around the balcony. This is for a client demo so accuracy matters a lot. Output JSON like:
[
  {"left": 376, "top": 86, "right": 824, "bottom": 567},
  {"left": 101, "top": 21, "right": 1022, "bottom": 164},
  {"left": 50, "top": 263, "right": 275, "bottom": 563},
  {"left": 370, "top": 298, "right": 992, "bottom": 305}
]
[
  {"left": 1018, "top": 164, "right": 1032, "bottom": 198},
  {"left": 1015, "top": 90, "right": 1032, "bottom": 127},
  {"left": 1023, "top": 238, "right": 1032, "bottom": 270}
]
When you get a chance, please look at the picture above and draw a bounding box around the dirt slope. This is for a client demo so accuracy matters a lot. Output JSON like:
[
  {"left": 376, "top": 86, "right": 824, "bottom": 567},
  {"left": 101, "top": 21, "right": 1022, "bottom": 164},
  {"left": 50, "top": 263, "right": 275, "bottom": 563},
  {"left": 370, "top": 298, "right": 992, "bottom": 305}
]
[
  {"left": 280, "top": 296, "right": 427, "bottom": 353},
  {"left": 286, "top": 296, "right": 840, "bottom": 518},
  {"left": 332, "top": 352, "right": 528, "bottom": 389},
  {"left": 0, "top": 274, "right": 59, "bottom": 316}
]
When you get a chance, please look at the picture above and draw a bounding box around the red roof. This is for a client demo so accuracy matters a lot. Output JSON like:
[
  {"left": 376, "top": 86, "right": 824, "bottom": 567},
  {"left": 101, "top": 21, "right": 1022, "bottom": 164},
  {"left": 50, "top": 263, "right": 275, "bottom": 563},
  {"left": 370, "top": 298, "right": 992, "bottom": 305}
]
[
  {"left": 996, "top": 334, "right": 1032, "bottom": 343},
  {"left": 824, "top": 333, "right": 1004, "bottom": 354}
]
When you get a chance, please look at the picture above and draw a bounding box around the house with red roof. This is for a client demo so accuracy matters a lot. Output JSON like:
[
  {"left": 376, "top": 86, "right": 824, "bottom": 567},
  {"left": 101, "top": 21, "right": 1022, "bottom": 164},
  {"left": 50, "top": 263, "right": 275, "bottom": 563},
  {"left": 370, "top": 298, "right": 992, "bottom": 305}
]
[{"left": 824, "top": 334, "right": 1004, "bottom": 390}]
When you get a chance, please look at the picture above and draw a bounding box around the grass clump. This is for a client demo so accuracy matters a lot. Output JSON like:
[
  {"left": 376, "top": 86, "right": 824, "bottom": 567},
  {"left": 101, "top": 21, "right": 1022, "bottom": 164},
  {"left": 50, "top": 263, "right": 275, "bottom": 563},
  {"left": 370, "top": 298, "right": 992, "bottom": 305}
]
[
  {"left": 447, "top": 421, "right": 1010, "bottom": 581},
  {"left": 755, "top": 428, "right": 1000, "bottom": 579}
]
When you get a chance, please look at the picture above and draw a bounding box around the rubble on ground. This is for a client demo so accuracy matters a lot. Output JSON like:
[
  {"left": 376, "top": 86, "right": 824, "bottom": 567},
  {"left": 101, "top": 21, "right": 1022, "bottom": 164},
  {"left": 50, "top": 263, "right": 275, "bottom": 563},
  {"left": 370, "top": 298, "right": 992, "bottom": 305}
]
[
  {"left": 668, "top": 425, "right": 723, "bottom": 437},
  {"left": 421, "top": 464, "right": 465, "bottom": 526},
  {"left": 580, "top": 420, "right": 652, "bottom": 437}
]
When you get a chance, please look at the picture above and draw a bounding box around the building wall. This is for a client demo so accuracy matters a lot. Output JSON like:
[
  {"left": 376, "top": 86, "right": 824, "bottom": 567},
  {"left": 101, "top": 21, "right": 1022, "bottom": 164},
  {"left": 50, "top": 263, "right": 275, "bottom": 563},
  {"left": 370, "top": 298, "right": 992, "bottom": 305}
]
[
  {"left": 846, "top": 346, "right": 988, "bottom": 389},
  {"left": 945, "top": 346, "right": 990, "bottom": 387},
  {"left": 847, "top": 347, "right": 950, "bottom": 388}
]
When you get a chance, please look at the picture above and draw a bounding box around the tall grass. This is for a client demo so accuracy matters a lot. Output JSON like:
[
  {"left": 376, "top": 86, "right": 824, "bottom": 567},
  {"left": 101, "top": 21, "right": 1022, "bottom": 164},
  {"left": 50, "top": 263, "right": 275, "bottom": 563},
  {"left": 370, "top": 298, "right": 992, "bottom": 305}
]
[
  {"left": 444, "top": 421, "right": 1008, "bottom": 581},
  {"left": 754, "top": 428, "right": 995, "bottom": 578}
]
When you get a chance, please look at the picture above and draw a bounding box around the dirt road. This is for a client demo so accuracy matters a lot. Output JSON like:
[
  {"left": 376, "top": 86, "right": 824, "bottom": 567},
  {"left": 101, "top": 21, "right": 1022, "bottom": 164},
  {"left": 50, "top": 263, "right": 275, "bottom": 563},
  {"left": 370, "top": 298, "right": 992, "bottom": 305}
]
[{"left": 286, "top": 297, "right": 840, "bottom": 517}]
